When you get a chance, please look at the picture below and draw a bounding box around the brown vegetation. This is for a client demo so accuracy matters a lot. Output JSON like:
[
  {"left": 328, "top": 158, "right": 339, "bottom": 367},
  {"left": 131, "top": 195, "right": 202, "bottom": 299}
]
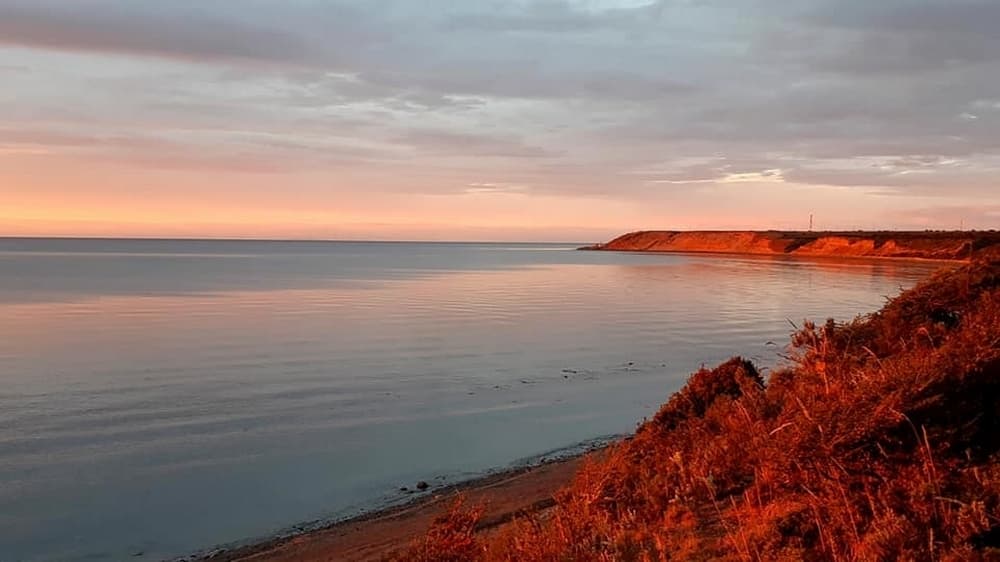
[
  {"left": 585, "top": 230, "right": 1000, "bottom": 261},
  {"left": 402, "top": 258, "right": 1000, "bottom": 561}
]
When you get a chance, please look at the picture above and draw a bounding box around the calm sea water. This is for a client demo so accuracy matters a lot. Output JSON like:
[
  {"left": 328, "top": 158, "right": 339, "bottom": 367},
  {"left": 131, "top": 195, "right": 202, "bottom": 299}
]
[{"left": 0, "top": 239, "right": 940, "bottom": 561}]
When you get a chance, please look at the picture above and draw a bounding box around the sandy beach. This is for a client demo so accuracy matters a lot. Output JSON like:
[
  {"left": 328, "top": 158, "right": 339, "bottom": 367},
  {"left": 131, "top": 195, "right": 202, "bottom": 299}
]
[{"left": 199, "top": 451, "right": 601, "bottom": 562}]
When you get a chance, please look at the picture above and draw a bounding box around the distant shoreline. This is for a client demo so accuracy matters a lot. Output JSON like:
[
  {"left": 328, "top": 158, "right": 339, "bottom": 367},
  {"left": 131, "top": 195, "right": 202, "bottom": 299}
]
[{"left": 581, "top": 230, "right": 1000, "bottom": 262}]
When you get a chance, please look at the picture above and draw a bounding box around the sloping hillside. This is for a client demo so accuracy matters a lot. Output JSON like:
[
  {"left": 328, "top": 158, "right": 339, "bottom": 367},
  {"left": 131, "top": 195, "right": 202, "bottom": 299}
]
[{"left": 405, "top": 259, "right": 1000, "bottom": 561}]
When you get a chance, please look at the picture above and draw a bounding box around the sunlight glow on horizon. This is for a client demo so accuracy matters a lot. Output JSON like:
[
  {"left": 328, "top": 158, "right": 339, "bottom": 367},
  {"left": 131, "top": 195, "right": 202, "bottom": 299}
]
[{"left": 2, "top": 1, "right": 999, "bottom": 239}]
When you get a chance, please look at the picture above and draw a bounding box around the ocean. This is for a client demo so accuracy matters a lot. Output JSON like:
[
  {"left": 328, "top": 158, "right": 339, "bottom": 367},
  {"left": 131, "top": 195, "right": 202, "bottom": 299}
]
[{"left": 0, "top": 239, "right": 939, "bottom": 561}]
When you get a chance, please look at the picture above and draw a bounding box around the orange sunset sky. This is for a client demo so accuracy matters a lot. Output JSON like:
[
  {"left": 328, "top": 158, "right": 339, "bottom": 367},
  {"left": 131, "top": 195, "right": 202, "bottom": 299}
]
[{"left": 2, "top": 1, "right": 999, "bottom": 241}]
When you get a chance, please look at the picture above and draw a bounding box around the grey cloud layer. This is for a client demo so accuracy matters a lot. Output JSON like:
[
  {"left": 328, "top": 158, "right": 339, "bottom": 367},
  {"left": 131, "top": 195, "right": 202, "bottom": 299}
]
[{"left": 1, "top": 0, "right": 999, "bottom": 203}]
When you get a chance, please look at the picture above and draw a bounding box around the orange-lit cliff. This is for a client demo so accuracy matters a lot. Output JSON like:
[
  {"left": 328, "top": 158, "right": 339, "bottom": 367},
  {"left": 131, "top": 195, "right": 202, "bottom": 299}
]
[{"left": 584, "top": 230, "right": 1000, "bottom": 261}]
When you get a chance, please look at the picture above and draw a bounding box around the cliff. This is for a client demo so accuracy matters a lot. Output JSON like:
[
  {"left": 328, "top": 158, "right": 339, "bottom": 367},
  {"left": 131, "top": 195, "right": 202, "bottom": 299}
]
[{"left": 584, "top": 230, "right": 1000, "bottom": 261}]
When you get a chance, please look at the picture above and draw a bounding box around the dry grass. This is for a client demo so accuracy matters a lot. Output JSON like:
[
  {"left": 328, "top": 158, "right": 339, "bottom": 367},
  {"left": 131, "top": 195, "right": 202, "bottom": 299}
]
[{"left": 400, "top": 259, "right": 1000, "bottom": 561}]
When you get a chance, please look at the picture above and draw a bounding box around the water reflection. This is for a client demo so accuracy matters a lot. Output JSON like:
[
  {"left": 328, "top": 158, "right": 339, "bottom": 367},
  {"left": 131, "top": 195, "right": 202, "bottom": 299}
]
[{"left": 0, "top": 241, "right": 940, "bottom": 561}]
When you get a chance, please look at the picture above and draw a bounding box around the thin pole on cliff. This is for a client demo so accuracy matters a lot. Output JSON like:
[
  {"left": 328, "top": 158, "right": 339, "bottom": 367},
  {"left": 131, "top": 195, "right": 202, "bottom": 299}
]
[{"left": 809, "top": 214, "right": 814, "bottom": 232}]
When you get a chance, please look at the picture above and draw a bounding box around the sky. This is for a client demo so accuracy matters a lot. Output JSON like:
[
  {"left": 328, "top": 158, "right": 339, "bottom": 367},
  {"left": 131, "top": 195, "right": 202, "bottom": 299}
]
[{"left": 2, "top": 0, "right": 1000, "bottom": 241}]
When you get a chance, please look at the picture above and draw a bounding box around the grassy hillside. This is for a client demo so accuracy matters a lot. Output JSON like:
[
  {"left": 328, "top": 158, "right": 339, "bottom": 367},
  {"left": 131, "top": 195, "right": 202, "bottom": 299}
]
[{"left": 403, "top": 258, "right": 1000, "bottom": 561}]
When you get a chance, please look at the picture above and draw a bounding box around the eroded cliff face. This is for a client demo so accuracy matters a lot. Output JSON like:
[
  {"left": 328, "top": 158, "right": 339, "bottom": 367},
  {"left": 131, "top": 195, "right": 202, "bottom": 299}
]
[{"left": 586, "top": 231, "right": 1000, "bottom": 261}]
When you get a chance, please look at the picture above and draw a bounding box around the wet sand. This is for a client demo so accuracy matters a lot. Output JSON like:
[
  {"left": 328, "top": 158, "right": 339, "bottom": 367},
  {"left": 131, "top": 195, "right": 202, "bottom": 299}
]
[{"left": 199, "top": 452, "right": 599, "bottom": 562}]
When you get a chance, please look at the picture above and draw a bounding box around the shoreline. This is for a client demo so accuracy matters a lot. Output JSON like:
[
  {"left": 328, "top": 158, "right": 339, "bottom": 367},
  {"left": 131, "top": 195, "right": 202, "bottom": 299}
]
[
  {"left": 176, "top": 245, "right": 984, "bottom": 561},
  {"left": 191, "top": 442, "right": 611, "bottom": 562},
  {"left": 583, "top": 246, "right": 965, "bottom": 265},
  {"left": 582, "top": 230, "right": 1000, "bottom": 262}
]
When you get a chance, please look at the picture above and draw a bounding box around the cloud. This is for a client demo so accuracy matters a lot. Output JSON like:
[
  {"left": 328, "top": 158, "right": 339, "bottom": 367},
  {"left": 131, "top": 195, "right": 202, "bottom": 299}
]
[
  {"left": 0, "top": 1, "right": 314, "bottom": 63},
  {"left": 394, "top": 129, "right": 558, "bottom": 159},
  {"left": 0, "top": 0, "right": 696, "bottom": 102},
  {"left": 464, "top": 182, "right": 531, "bottom": 194},
  {"left": 808, "top": 1, "right": 1000, "bottom": 39},
  {"left": 885, "top": 203, "right": 1000, "bottom": 230},
  {"left": 2, "top": 0, "right": 1000, "bottom": 222}
]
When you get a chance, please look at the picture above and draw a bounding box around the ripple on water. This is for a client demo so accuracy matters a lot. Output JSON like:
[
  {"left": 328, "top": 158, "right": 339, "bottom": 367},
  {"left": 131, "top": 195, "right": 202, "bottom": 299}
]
[{"left": 0, "top": 242, "right": 940, "bottom": 561}]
